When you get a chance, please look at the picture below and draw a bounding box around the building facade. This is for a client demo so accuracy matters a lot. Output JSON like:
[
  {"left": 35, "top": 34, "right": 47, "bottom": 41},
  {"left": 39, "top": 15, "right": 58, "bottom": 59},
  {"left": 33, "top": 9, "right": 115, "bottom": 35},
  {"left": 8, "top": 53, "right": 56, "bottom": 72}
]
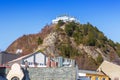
[
  {"left": 8, "top": 52, "right": 48, "bottom": 67},
  {"left": 8, "top": 52, "right": 76, "bottom": 68},
  {"left": 97, "top": 60, "right": 120, "bottom": 80},
  {"left": 52, "top": 15, "right": 78, "bottom": 24},
  {"left": 78, "top": 70, "right": 109, "bottom": 80},
  {"left": 0, "top": 51, "right": 20, "bottom": 67}
]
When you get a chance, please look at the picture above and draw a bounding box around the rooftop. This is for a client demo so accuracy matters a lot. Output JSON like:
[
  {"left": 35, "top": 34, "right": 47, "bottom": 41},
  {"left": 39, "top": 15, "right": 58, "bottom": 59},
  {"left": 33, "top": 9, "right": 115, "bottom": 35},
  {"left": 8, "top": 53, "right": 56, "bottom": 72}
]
[{"left": 78, "top": 69, "right": 105, "bottom": 75}]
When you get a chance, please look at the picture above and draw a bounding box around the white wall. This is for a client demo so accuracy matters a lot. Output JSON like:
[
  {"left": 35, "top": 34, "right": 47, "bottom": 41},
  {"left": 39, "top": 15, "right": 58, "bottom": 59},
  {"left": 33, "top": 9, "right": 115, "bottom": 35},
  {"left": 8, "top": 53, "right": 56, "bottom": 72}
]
[
  {"left": 78, "top": 73, "right": 86, "bottom": 76},
  {"left": 52, "top": 16, "right": 77, "bottom": 24},
  {"left": 22, "top": 52, "right": 47, "bottom": 67},
  {"left": 24, "top": 56, "right": 34, "bottom": 62},
  {"left": 35, "top": 52, "right": 45, "bottom": 65}
]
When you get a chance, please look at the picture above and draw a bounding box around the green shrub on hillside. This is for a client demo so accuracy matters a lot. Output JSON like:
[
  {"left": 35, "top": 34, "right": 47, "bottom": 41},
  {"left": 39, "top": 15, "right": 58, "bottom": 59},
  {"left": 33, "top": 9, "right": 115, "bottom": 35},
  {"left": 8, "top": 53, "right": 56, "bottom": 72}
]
[
  {"left": 65, "top": 21, "right": 77, "bottom": 36},
  {"left": 96, "top": 54, "right": 103, "bottom": 64},
  {"left": 37, "top": 37, "right": 43, "bottom": 45},
  {"left": 58, "top": 21, "right": 120, "bottom": 58},
  {"left": 58, "top": 44, "right": 80, "bottom": 58},
  {"left": 116, "top": 42, "right": 120, "bottom": 57},
  {"left": 57, "top": 20, "right": 65, "bottom": 27},
  {"left": 64, "top": 22, "right": 110, "bottom": 47}
]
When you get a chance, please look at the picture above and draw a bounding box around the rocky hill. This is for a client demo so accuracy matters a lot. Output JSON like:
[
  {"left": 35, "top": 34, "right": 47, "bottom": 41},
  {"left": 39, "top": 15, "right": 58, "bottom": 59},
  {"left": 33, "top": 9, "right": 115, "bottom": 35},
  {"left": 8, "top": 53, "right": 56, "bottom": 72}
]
[
  {"left": 6, "top": 24, "right": 54, "bottom": 55},
  {"left": 6, "top": 20, "right": 120, "bottom": 70}
]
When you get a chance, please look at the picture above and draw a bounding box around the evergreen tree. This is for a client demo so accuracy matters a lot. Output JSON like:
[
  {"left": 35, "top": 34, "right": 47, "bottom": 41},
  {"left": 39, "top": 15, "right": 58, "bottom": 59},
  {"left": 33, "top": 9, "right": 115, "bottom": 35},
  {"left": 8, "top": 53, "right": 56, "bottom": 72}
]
[{"left": 37, "top": 37, "right": 43, "bottom": 45}]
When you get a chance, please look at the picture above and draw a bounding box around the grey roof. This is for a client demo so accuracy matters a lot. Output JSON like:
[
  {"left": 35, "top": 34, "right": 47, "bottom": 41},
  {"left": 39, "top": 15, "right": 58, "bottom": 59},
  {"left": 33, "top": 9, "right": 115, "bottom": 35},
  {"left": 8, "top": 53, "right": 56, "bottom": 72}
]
[
  {"left": 0, "top": 51, "right": 20, "bottom": 65},
  {"left": 78, "top": 70, "right": 104, "bottom": 75},
  {"left": 8, "top": 51, "right": 46, "bottom": 64}
]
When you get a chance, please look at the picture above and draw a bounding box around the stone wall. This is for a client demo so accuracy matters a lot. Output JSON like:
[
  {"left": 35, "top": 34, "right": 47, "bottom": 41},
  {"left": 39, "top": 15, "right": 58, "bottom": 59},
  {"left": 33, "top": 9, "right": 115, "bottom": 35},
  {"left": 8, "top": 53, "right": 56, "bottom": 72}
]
[
  {"left": 6, "top": 67, "right": 76, "bottom": 80},
  {"left": 28, "top": 67, "right": 76, "bottom": 80}
]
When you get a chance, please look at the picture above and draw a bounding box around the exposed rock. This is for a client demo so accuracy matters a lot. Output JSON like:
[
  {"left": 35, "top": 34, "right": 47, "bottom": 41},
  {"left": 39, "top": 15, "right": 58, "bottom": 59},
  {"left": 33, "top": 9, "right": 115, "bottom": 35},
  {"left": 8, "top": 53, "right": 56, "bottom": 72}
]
[
  {"left": 6, "top": 24, "right": 54, "bottom": 55},
  {"left": 6, "top": 22, "right": 120, "bottom": 70}
]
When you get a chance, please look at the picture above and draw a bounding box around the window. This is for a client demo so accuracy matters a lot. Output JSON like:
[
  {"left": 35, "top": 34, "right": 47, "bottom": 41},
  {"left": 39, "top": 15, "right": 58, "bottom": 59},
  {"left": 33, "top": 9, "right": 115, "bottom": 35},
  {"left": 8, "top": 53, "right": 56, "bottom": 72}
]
[
  {"left": 102, "top": 78, "right": 105, "bottom": 80},
  {"left": 40, "top": 63, "right": 43, "bottom": 65},
  {"left": 21, "top": 61, "right": 25, "bottom": 65},
  {"left": 96, "top": 77, "right": 98, "bottom": 80},
  {"left": 78, "top": 77, "right": 91, "bottom": 80},
  {"left": 28, "top": 62, "right": 33, "bottom": 65},
  {"left": 28, "top": 62, "right": 30, "bottom": 65}
]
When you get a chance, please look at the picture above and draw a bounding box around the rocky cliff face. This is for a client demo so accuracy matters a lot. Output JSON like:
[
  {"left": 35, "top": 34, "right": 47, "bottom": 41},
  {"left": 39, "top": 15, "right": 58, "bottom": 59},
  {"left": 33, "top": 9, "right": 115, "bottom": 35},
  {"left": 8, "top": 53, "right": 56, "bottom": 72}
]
[
  {"left": 6, "top": 22, "right": 120, "bottom": 70},
  {"left": 37, "top": 32, "right": 59, "bottom": 56},
  {"left": 6, "top": 24, "right": 55, "bottom": 55}
]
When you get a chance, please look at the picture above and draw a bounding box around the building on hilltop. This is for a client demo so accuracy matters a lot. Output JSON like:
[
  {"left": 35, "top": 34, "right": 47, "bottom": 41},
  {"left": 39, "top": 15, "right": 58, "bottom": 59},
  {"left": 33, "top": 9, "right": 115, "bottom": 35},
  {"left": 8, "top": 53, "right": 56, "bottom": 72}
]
[{"left": 52, "top": 15, "right": 78, "bottom": 24}]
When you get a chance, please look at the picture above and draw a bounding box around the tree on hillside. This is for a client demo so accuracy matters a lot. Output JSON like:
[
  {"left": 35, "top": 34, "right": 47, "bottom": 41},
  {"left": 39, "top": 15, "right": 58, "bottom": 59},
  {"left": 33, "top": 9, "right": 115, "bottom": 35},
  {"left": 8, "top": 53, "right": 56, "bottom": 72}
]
[
  {"left": 65, "top": 21, "right": 77, "bottom": 36},
  {"left": 37, "top": 37, "right": 43, "bottom": 45},
  {"left": 108, "top": 39, "right": 115, "bottom": 48},
  {"left": 97, "top": 54, "right": 103, "bottom": 64},
  {"left": 87, "top": 30, "right": 96, "bottom": 46},
  {"left": 57, "top": 20, "right": 65, "bottom": 27},
  {"left": 116, "top": 42, "right": 120, "bottom": 57},
  {"left": 58, "top": 43, "right": 79, "bottom": 58},
  {"left": 83, "top": 25, "right": 88, "bottom": 35}
]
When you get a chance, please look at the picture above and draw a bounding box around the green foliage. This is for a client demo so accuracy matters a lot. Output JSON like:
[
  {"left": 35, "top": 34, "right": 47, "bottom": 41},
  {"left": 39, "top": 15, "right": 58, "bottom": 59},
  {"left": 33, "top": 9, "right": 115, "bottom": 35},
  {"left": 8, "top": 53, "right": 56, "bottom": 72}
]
[
  {"left": 116, "top": 42, "right": 120, "bottom": 57},
  {"left": 55, "top": 20, "right": 65, "bottom": 31},
  {"left": 37, "top": 37, "right": 43, "bottom": 45},
  {"left": 96, "top": 54, "right": 103, "bottom": 64},
  {"left": 108, "top": 39, "right": 115, "bottom": 47},
  {"left": 65, "top": 21, "right": 77, "bottom": 36},
  {"left": 73, "top": 31, "right": 83, "bottom": 44},
  {"left": 64, "top": 22, "right": 110, "bottom": 47},
  {"left": 58, "top": 21, "right": 120, "bottom": 59},
  {"left": 57, "top": 20, "right": 65, "bottom": 27},
  {"left": 87, "top": 30, "right": 96, "bottom": 46},
  {"left": 83, "top": 25, "right": 88, "bottom": 35},
  {"left": 58, "top": 44, "right": 80, "bottom": 58},
  {"left": 95, "top": 32, "right": 107, "bottom": 48}
]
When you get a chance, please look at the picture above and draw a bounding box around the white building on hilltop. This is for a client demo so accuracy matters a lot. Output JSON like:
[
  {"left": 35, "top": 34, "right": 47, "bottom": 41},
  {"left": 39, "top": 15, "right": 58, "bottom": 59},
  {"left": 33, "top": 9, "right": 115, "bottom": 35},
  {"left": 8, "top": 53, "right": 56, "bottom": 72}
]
[{"left": 52, "top": 15, "right": 78, "bottom": 24}]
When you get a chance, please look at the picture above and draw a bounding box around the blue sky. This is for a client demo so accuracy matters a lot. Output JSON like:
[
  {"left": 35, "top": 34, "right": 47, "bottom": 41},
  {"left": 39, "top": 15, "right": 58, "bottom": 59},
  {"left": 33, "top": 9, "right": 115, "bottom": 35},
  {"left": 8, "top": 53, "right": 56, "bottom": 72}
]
[{"left": 0, "top": 0, "right": 120, "bottom": 51}]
